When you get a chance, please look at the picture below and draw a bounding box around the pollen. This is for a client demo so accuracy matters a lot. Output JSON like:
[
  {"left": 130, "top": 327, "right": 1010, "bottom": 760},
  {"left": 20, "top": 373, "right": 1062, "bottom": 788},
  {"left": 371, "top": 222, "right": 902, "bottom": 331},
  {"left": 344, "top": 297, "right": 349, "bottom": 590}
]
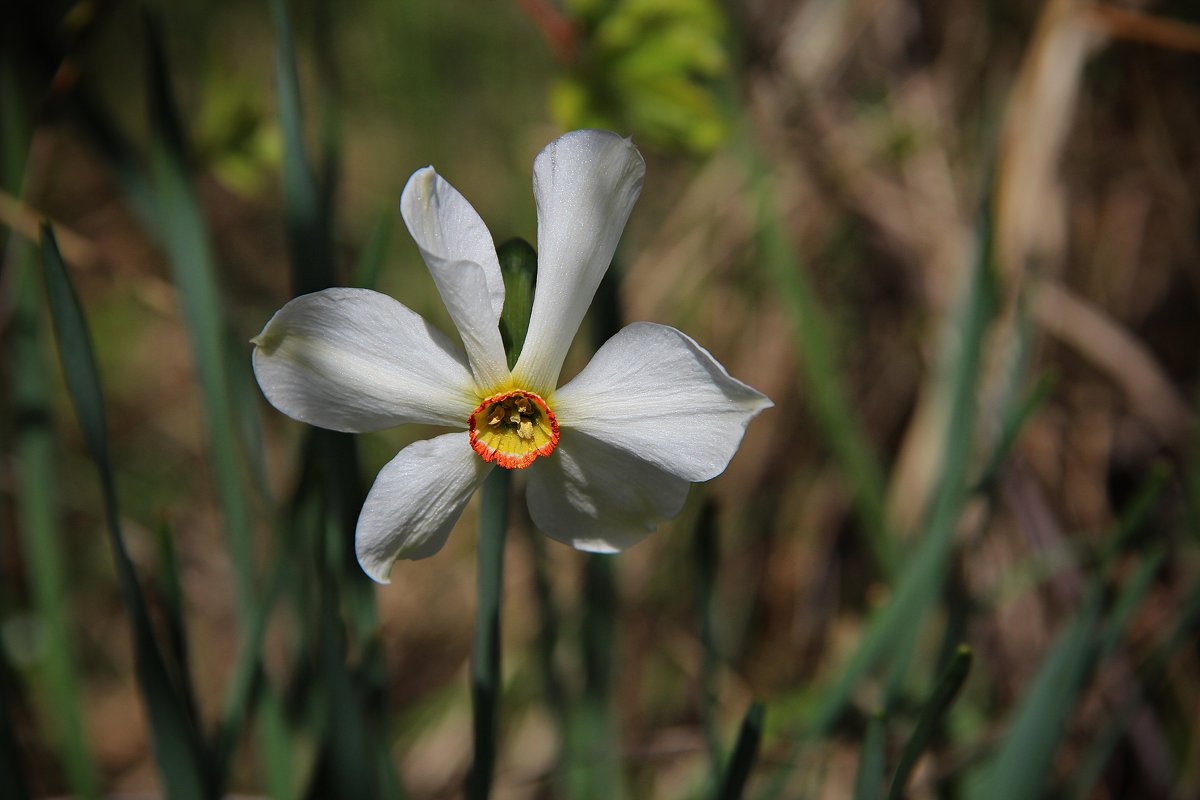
[{"left": 468, "top": 390, "right": 559, "bottom": 469}]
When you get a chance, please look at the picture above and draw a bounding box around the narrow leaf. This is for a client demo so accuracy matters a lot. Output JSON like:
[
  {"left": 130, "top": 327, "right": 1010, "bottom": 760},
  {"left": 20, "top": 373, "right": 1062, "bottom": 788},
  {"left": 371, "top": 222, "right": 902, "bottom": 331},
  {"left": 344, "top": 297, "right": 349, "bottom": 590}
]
[
  {"left": 855, "top": 713, "right": 887, "bottom": 800},
  {"left": 144, "top": 15, "right": 256, "bottom": 614},
  {"left": 41, "top": 223, "right": 213, "bottom": 799},
  {"left": 888, "top": 645, "right": 973, "bottom": 799},
  {"left": 352, "top": 210, "right": 393, "bottom": 290},
  {"left": 971, "top": 592, "right": 1101, "bottom": 800},
  {"left": 695, "top": 500, "right": 723, "bottom": 784},
  {"left": 719, "top": 700, "right": 766, "bottom": 800},
  {"left": 268, "top": 0, "right": 335, "bottom": 294}
]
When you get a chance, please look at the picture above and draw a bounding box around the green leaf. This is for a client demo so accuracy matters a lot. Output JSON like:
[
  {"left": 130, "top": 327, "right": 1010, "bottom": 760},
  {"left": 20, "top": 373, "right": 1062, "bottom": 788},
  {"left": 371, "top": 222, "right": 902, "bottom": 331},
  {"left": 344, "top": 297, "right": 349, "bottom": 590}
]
[
  {"left": 855, "top": 713, "right": 887, "bottom": 800},
  {"left": 745, "top": 140, "right": 895, "bottom": 577},
  {"left": 144, "top": 15, "right": 256, "bottom": 615},
  {"left": 797, "top": 183, "right": 996, "bottom": 737},
  {"left": 497, "top": 238, "right": 537, "bottom": 368},
  {"left": 0, "top": 644, "right": 31, "bottom": 800},
  {"left": 888, "top": 646, "right": 973, "bottom": 799},
  {"left": 970, "top": 593, "right": 1101, "bottom": 800},
  {"left": 4, "top": 62, "right": 98, "bottom": 799},
  {"left": 268, "top": 0, "right": 335, "bottom": 295},
  {"left": 973, "top": 371, "right": 1057, "bottom": 492},
  {"left": 695, "top": 500, "right": 723, "bottom": 784},
  {"left": 719, "top": 700, "right": 766, "bottom": 800},
  {"left": 41, "top": 223, "right": 213, "bottom": 800},
  {"left": 352, "top": 210, "right": 394, "bottom": 290}
]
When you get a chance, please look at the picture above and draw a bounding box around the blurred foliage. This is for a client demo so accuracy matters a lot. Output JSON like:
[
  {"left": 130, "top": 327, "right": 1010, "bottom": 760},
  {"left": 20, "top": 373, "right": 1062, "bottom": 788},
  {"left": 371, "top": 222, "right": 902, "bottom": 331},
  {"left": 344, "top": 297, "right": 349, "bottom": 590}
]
[
  {"left": 552, "top": 0, "right": 731, "bottom": 153},
  {"left": 3, "top": 0, "right": 1200, "bottom": 797},
  {"left": 195, "top": 74, "right": 282, "bottom": 196}
]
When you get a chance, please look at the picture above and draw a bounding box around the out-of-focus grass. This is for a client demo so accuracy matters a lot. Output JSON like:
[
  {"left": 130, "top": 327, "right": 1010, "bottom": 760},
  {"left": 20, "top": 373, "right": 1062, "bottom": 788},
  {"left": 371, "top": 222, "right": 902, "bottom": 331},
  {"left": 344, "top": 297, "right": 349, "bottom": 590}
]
[{"left": 2, "top": 0, "right": 1200, "bottom": 798}]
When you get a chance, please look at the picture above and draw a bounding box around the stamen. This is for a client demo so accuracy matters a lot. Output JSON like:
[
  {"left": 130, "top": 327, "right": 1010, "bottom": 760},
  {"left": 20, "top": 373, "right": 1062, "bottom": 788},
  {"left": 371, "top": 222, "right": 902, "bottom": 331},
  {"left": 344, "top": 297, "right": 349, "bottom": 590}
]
[{"left": 468, "top": 390, "right": 559, "bottom": 469}]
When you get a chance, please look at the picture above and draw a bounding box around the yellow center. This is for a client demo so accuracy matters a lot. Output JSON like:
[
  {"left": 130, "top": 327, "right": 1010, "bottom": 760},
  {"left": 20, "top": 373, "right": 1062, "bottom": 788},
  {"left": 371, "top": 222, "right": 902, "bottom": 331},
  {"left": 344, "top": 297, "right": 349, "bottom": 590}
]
[{"left": 468, "top": 390, "right": 559, "bottom": 469}]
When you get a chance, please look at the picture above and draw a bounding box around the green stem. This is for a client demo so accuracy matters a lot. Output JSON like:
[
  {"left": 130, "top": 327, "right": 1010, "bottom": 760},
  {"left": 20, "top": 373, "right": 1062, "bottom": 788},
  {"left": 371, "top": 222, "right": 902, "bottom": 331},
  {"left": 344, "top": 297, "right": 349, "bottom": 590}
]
[{"left": 467, "top": 468, "right": 511, "bottom": 799}]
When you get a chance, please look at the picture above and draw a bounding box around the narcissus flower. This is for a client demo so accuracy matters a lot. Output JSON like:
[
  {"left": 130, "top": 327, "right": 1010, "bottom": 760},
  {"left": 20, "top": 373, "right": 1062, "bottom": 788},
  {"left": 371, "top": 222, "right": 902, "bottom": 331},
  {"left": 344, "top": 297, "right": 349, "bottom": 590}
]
[{"left": 252, "top": 130, "right": 770, "bottom": 583}]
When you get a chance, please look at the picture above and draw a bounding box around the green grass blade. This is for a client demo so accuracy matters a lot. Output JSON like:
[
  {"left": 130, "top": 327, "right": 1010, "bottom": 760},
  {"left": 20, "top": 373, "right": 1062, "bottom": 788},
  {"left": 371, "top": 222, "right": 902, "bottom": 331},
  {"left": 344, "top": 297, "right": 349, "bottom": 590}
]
[
  {"left": 772, "top": 188, "right": 996, "bottom": 749},
  {"left": 1098, "top": 462, "right": 1170, "bottom": 564},
  {"left": 212, "top": 552, "right": 288, "bottom": 775},
  {"left": 982, "top": 469, "right": 1180, "bottom": 800},
  {"left": 144, "top": 16, "right": 256, "bottom": 615},
  {"left": 695, "top": 500, "right": 723, "bottom": 785},
  {"left": 888, "top": 645, "right": 972, "bottom": 800},
  {"left": 970, "top": 591, "right": 1101, "bottom": 800},
  {"left": 8, "top": 261, "right": 97, "bottom": 799},
  {"left": 256, "top": 688, "right": 298, "bottom": 800},
  {"left": 467, "top": 468, "right": 511, "bottom": 800},
  {"left": 1099, "top": 550, "right": 1165, "bottom": 658},
  {"left": 352, "top": 210, "right": 394, "bottom": 290},
  {"left": 41, "top": 224, "right": 213, "bottom": 799},
  {"left": 719, "top": 700, "right": 766, "bottom": 800},
  {"left": 4, "top": 58, "right": 98, "bottom": 797},
  {"left": 750, "top": 180, "right": 894, "bottom": 575},
  {"left": 268, "top": 0, "right": 335, "bottom": 294},
  {"left": 1069, "top": 580, "right": 1200, "bottom": 800},
  {"left": 0, "top": 644, "right": 30, "bottom": 800},
  {"left": 973, "top": 371, "right": 1057, "bottom": 492},
  {"left": 854, "top": 712, "right": 887, "bottom": 800},
  {"left": 153, "top": 522, "right": 201, "bottom": 729}
]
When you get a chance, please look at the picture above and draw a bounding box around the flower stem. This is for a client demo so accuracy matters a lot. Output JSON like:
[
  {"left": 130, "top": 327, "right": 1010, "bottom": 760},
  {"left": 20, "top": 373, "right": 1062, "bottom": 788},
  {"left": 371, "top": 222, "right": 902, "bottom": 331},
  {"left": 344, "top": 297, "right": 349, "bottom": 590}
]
[
  {"left": 467, "top": 237, "right": 534, "bottom": 797},
  {"left": 467, "top": 432, "right": 514, "bottom": 799}
]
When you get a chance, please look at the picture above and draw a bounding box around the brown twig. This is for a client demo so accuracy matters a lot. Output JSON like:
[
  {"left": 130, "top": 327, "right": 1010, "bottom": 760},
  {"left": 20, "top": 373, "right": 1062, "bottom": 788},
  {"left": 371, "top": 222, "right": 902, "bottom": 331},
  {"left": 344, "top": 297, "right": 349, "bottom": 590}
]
[{"left": 1088, "top": 4, "right": 1200, "bottom": 53}]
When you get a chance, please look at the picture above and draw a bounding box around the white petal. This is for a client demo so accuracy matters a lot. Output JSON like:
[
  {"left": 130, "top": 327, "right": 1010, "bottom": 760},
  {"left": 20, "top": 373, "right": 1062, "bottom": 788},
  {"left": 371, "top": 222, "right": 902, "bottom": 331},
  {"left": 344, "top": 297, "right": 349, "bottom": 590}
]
[
  {"left": 356, "top": 432, "right": 493, "bottom": 582},
  {"left": 401, "top": 167, "right": 509, "bottom": 389},
  {"left": 513, "top": 130, "right": 645, "bottom": 393},
  {"left": 526, "top": 431, "right": 689, "bottom": 552},
  {"left": 553, "top": 322, "right": 772, "bottom": 482},
  {"left": 252, "top": 288, "right": 478, "bottom": 432}
]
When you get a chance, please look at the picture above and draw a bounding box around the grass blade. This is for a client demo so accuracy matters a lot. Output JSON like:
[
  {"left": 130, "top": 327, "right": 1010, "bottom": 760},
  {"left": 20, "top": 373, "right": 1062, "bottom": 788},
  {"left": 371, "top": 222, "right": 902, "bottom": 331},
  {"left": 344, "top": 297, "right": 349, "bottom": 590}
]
[
  {"left": 351, "top": 210, "right": 393, "bottom": 290},
  {"left": 970, "top": 592, "right": 1101, "bottom": 800},
  {"left": 1069, "top": 580, "right": 1200, "bottom": 800},
  {"left": 719, "top": 700, "right": 766, "bottom": 800},
  {"left": 973, "top": 371, "right": 1057, "bottom": 492},
  {"left": 747, "top": 148, "right": 894, "bottom": 576},
  {"left": 5, "top": 54, "right": 98, "bottom": 794},
  {"left": 888, "top": 645, "right": 973, "bottom": 799},
  {"left": 0, "top": 644, "right": 30, "bottom": 800},
  {"left": 854, "top": 712, "right": 887, "bottom": 800},
  {"left": 268, "top": 0, "right": 335, "bottom": 294},
  {"left": 695, "top": 500, "right": 723, "bottom": 785},
  {"left": 144, "top": 16, "right": 256, "bottom": 614},
  {"left": 792, "top": 221, "right": 995, "bottom": 736},
  {"left": 8, "top": 259, "right": 94, "bottom": 799},
  {"left": 41, "top": 223, "right": 213, "bottom": 799}
]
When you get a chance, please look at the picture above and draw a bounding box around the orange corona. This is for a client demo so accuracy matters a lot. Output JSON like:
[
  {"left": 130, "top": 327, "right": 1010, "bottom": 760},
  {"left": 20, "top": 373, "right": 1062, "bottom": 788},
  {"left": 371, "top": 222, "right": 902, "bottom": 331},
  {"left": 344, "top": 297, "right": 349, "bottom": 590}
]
[{"left": 468, "top": 390, "right": 560, "bottom": 469}]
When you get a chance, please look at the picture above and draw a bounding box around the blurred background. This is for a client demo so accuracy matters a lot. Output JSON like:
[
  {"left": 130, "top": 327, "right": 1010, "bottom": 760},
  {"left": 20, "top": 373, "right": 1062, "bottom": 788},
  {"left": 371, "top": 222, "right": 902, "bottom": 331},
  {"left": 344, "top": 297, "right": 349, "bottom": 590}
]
[{"left": 2, "top": 0, "right": 1199, "bottom": 797}]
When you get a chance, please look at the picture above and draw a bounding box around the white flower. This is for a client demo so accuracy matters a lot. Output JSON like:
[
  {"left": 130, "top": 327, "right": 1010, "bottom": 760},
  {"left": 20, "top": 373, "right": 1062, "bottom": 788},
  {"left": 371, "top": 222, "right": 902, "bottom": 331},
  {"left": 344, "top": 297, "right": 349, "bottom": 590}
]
[{"left": 252, "top": 130, "right": 771, "bottom": 583}]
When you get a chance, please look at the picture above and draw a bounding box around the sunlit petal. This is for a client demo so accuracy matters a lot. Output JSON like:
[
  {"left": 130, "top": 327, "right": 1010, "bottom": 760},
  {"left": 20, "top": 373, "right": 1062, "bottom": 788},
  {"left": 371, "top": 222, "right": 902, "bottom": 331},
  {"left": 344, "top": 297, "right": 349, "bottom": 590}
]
[
  {"left": 554, "top": 322, "right": 772, "bottom": 482},
  {"left": 252, "top": 288, "right": 478, "bottom": 431},
  {"left": 356, "top": 432, "right": 493, "bottom": 582},
  {"left": 513, "top": 130, "right": 645, "bottom": 393},
  {"left": 401, "top": 167, "right": 509, "bottom": 388},
  {"left": 526, "top": 431, "right": 689, "bottom": 552}
]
